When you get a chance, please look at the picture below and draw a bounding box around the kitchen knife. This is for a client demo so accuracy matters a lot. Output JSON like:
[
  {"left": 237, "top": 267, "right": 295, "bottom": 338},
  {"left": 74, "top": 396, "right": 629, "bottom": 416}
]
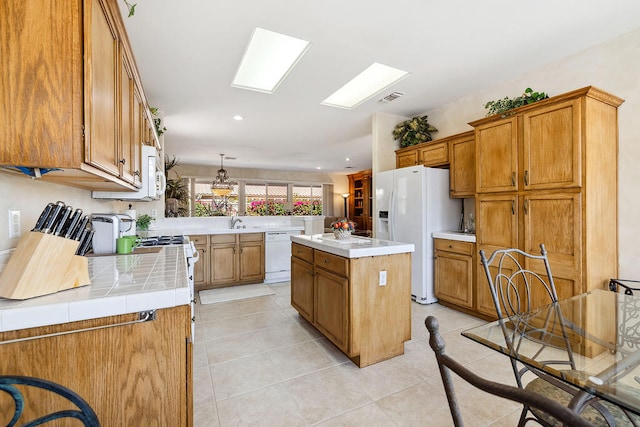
[
  {"left": 72, "top": 215, "right": 90, "bottom": 241},
  {"left": 63, "top": 208, "right": 83, "bottom": 239},
  {"left": 80, "top": 230, "right": 95, "bottom": 256},
  {"left": 32, "top": 203, "right": 55, "bottom": 232},
  {"left": 53, "top": 206, "right": 73, "bottom": 236},
  {"left": 41, "top": 201, "right": 66, "bottom": 234},
  {"left": 76, "top": 229, "right": 94, "bottom": 256}
]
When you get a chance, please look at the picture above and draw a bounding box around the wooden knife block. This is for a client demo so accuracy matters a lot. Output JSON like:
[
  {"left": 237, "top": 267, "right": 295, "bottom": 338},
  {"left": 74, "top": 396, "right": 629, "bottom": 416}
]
[{"left": 0, "top": 231, "right": 90, "bottom": 300}]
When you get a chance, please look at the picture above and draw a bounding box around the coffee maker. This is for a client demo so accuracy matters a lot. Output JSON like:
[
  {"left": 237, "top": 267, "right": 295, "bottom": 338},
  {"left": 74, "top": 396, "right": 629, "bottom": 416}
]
[{"left": 91, "top": 214, "right": 135, "bottom": 254}]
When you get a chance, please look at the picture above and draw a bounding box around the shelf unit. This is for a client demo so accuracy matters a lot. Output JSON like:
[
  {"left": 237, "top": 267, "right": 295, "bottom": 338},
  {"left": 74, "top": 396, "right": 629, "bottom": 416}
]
[{"left": 347, "top": 169, "right": 372, "bottom": 233}]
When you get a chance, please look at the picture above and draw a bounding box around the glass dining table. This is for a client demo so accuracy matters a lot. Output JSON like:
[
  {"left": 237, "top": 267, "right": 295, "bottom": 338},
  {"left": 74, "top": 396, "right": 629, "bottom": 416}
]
[{"left": 462, "top": 288, "right": 640, "bottom": 416}]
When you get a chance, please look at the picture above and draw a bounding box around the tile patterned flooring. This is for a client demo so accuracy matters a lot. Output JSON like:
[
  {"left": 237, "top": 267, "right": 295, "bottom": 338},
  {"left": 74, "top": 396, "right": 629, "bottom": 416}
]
[{"left": 193, "top": 282, "right": 524, "bottom": 426}]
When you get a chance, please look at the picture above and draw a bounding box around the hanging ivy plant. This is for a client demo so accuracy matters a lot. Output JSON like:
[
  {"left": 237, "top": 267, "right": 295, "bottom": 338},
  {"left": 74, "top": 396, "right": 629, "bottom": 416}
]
[
  {"left": 123, "top": 0, "right": 137, "bottom": 17},
  {"left": 484, "top": 88, "right": 549, "bottom": 117},
  {"left": 392, "top": 115, "right": 438, "bottom": 148}
]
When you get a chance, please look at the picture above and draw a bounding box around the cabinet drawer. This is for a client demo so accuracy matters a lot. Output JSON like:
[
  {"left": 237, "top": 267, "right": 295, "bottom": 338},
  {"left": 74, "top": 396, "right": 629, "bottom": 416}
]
[
  {"left": 292, "top": 243, "right": 313, "bottom": 263},
  {"left": 240, "top": 232, "right": 264, "bottom": 242},
  {"left": 210, "top": 234, "right": 237, "bottom": 244},
  {"left": 188, "top": 235, "right": 208, "bottom": 245},
  {"left": 314, "top": 250, "right": 349, "bottom": 277},
  {"left": 434, "top": 239, "right": 474, "bottom": 256}
]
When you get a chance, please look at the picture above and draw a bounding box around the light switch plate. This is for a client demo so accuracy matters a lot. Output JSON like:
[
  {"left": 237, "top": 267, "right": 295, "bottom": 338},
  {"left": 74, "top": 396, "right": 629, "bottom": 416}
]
[
  {"left": 9, "top": 210, "right": 21, "bottom": 239},
  {"left": 379, "top": 270, "right": 387, "bottom": 286}
]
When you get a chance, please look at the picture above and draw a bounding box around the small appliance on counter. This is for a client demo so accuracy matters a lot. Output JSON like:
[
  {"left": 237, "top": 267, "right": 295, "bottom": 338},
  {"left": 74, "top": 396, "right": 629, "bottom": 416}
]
[{"left": 91, "top": 213, "right": 135, "bottom": 254}]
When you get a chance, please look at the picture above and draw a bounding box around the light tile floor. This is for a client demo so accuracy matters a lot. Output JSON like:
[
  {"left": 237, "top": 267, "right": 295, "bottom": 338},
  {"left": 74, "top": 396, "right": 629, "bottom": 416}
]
[{"left": 193, "top": 282, "right": 524, "bottom": 426}]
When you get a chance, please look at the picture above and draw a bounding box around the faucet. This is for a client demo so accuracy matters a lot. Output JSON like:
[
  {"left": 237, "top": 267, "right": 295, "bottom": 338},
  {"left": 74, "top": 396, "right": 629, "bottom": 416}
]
[{"left": 230, "top": 216, "right": 243, "bottom": 229}]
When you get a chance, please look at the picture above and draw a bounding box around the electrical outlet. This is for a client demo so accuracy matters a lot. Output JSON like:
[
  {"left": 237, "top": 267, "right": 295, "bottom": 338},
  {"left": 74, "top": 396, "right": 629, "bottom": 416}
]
[
  {"left": 9, "top": 210, "right": 21, "bottom": 239},
  {"left": 379, "top": 270, "right": 387, "bottom": 286},
  {"left": 151, "top": 209, "right": 158, "bottom": 219}
]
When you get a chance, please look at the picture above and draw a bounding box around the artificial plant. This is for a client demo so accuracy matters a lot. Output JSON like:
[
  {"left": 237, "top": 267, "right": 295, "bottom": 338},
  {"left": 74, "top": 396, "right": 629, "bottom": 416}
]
[
  {"left": 484, "top": 88, "right": 549, "bottom": 117},
  {"left": 392, "top": 115, "right": 438, "bottom": 148}
]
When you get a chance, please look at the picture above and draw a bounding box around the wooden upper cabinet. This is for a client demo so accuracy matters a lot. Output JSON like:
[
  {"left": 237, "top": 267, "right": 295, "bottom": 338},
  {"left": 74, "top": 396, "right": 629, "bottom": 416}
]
[
  {"left": 522, "top": 99, "right": 581, "bottom": 190},
  {"left": 0, "top": 0, "right": 152, "bottom": 191},
  {"left": 419, "top": 141, "right": 448, "bottom": 166},
  {"left": 396, "top": 150, "right": 419, "bottom": 168},
  {"left": 449, "top": 131, "right": 476, "bottom": 198},
  {"left": 86, "top": 0, "right": 119, "bottom": 176},
  {"left": 395, "top": 140, "right": 449, "bottom": 168},
  {"left": 475, "top": 117, "right": 518, "bottom": 194}
]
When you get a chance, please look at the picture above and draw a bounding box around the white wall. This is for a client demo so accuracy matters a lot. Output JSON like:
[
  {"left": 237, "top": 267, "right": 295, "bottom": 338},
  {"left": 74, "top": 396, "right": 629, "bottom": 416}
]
[{"left": 410, "top": 28, "right": 640, "bottom": 278}]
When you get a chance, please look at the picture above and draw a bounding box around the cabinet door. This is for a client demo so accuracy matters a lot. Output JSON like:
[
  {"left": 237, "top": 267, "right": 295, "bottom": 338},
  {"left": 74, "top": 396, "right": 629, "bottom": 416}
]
[
  {"left": 522, "top": 99, "right": 581, "bottom": 190},
  {"left": 119, "top": 45, "right": 136, "bottom": 184},
  {"left": 193, "top": 244, "right": 208, "bottom": 287},
  {"left": 420, "top": 141, "right": 448, "bottom": 166},
  {"left": 314, "top": 268, "right": 349, "bottom": 352},
  {"left": 239, "top": 242, "right": 264, "bottom": 282},
  {"left": 475, "top": 117, "right": 518, "bottom": 193},
  {"left": 210, "top": 244, "right": 237, "bottom": 284},
  {"left": 132, "top": 87, "right": 143, "bottom": 187},
  {"left": 434, "top": 250, "right": 473, "bottom": 308},
  {"left": 396, "top": 150, "right": 419, "bottom": 168},
  {"left": 86, "top": 0, "right": 119, "bottom": 176},
  {"left": 291, "top": 257, "right": 314, "bottom": 322},
  {"left": 476, "top": 194, "right": 518, "bottom": 256},
  {"left": 450, "top": 135, "right": 476, "bottom": 197},
  {"left": 522, "top": 191, "right": 582, "bottom": 299}
]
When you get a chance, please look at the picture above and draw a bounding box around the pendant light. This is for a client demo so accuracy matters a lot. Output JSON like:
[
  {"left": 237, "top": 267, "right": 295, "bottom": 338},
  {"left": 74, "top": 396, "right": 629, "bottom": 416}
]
[{"left": 211, "top": 154, "right": 237, "bottom": 197}]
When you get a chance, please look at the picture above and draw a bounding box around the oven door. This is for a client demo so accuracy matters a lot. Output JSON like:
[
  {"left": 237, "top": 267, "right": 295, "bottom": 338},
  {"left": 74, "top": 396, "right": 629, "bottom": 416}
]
[{"left": 185, "top": 241, "right": 199, "bottom": 340}]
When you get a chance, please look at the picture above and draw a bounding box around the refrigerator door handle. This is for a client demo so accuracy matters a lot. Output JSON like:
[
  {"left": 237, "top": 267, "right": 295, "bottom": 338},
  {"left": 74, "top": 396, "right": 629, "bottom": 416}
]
[{"left": 389, "top": 189, "right": 396, "bottom": 241}]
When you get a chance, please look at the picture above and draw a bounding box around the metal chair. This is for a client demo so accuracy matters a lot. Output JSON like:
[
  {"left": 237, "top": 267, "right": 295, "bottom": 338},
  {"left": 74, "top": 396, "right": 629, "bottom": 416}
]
[
  {"left": 479, "top": 244, "right": 637, "bottom": 427},
  {"left": 425, "top": 315, "right": 595, "bottom": 427},
  {"left": 0, "top": 375, "right": 99, "bottom": 426}
]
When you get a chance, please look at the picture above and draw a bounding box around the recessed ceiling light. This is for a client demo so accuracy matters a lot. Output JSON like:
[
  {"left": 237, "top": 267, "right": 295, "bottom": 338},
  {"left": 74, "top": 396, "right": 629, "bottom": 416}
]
[
  {"left": 231, "top": 27, "right": 311, "bottom": 94},
  {"left": 316, "top": 166, "right": 322, "bottom": 170},
  {"left": 321, "top": 63, "right": 409, "bottom": 110},
  {"left": 233, "top": 115, "right": 243, "bottom": 121},
  {"left": 345, "top": 157, "right": 350, "bottom": 162}
]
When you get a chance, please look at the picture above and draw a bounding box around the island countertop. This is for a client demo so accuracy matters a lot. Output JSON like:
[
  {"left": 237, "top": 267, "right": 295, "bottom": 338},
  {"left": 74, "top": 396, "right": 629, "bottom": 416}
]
[
  {"left": 291, "top": 234, "right": 414, "bottom": 258},
  {"left": 0, "top": 246, "right": 190, "bottom": 333}
]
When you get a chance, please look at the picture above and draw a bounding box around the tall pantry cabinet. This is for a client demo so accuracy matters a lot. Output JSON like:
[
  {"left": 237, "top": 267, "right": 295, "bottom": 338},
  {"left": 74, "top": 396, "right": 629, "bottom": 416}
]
[{"left": 470, "top": 87, "right": 623, "bottom": 317}]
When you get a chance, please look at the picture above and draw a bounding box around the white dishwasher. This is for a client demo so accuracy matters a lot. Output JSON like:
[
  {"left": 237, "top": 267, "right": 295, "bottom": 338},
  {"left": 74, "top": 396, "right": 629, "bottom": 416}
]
[{"left": 265, "top": 231, "right": 300, "bottom": 283}]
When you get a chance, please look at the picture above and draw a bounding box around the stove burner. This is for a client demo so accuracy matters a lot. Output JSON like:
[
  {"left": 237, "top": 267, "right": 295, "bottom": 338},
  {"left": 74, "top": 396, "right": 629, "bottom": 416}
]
[{"left": 140, "top": 235, "right": 185, "bottom": 246}]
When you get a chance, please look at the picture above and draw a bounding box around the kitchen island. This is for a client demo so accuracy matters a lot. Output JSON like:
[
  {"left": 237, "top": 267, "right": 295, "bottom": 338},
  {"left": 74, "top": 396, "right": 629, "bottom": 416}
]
[
  {"left": 0, "top": 246, "right": 193, "bottom": 426},
  {"left": 290, "top": 234, "right": 414, "bottom": 367}
]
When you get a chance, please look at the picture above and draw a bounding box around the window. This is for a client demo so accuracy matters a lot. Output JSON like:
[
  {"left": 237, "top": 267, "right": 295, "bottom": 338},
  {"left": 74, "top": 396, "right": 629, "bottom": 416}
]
[
  {"left": 185, "top": 178, "right": 324, "bottom": 217},
  {"left": 193, "top": 180, "right": 238, "bottom": 217},
  {"left": 292, "top": 185, "right": 323, "bottom": 215}
]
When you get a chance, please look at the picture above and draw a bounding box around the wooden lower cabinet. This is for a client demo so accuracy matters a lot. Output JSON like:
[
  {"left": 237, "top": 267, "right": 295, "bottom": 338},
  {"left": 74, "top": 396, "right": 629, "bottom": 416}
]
[
  {"left": 434, "top": 239, "right": 476, "bottom": 310},
  {"left": 191, "top": 233, "right": 265, "bottom": 291},
  {"left": 0, "top": 305, "right": 192, "bottom": 426},
  {"left": 290, "top": 242, "right": 411, "bottom": 367}
]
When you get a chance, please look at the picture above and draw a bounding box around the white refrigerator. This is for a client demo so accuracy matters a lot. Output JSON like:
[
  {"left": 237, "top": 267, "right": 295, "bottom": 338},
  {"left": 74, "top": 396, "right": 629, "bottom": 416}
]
[{"left": 375, "top": 166, "right": 459, "bottom": 304}]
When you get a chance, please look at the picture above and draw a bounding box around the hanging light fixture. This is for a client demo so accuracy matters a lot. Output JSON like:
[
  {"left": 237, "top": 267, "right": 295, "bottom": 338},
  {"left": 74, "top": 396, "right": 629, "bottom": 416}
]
[{"left": 211, "top": 154, "right": 237, "bottom": 197}]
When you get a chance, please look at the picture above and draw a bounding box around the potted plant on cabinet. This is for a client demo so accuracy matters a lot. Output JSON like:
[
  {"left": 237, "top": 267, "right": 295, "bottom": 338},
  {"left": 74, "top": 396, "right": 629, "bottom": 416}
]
[{"left": 393, "top": 115, "right": 438, "bottom": 148}]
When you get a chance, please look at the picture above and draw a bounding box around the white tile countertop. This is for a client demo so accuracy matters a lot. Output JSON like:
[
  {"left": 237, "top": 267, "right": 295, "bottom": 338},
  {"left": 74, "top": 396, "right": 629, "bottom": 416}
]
[
  {"left": 0, "top": 246, "right": 190, "bottom": 333},
  {"left": 432, "top": 231, "right": 477, "bottom": 243},
  {"left": 291, "top": 234, "right": 414, "bottom": 258}
]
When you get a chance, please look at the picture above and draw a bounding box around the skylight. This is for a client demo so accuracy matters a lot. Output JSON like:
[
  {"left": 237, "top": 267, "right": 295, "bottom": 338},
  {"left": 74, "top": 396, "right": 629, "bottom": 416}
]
[
  {"left": 321, "top": 63, "right": 409, "bottom": 109},
  {"left": 231, "top": 27, "right": 311, "bottom": 94}
]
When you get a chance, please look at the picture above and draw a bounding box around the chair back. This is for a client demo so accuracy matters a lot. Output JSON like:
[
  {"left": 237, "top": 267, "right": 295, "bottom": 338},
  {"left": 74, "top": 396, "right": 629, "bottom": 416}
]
[
  {"left": 479, "top": 244, "right": 558, "bottom": 319},
  {"left": 425, "top": 316, "right": 594, "bottom": 427},
  {"left": 0, "top": 375, "right": 99, "bottom": 427}
]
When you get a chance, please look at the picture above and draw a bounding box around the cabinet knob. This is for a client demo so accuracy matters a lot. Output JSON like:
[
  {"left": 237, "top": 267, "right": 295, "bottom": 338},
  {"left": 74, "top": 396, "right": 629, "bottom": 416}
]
[
  {"left": 119, "top": 158, "right": 126, "bottom": 165},
  {"left": 324, "top": 259, "right": 329, "bottom": 263},
  {"left": 134, "top": 170, "right": 140, "bottom": 176}
]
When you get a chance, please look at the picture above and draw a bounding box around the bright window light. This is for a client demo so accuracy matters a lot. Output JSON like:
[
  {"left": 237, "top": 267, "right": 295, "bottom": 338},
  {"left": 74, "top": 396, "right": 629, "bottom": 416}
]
[
  {"left": 232, "top": 27, "right": 311, "bottom": 94},
  {"left": 322, "top": 63, "right": 409, "bottom": 109}
]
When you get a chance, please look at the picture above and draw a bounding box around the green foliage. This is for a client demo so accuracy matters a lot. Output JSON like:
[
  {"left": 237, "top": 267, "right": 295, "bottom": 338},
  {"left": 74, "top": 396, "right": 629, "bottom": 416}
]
[
  {"left": 136, "top": 214, "right": 151, "bottom": 230},
  {"left": 392, "top": 115, "right": 438, "bottom": 148},
  {"left": 123, "top": 0, "right": 136, "bottom": 17},
  {"left": 484, "top": 88, "right": 549, "bottom": 117},
  {"left": 164, "top": 155, "right": 188, "bottom": 217}
]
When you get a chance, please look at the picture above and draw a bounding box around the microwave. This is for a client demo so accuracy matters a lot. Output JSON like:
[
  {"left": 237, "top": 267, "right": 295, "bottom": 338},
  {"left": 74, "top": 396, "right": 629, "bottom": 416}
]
[{"left": 92, "top": 145, "right": 166, "bottom": 201}]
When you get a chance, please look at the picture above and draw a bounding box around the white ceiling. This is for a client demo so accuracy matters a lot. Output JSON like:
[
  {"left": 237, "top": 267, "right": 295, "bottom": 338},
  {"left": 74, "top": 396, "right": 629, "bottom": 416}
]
[{"left": 119, "top": 0, "right": 640, "bottom": 174}]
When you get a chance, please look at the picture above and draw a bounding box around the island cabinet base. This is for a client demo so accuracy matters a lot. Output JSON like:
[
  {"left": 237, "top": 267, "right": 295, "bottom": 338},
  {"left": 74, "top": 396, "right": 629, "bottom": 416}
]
[
  {"left": 0, "top": 305, "right": 192, "bottom": 426},
  {"left": 291, "top": 241, "right": 411, "bottom": 368}
]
